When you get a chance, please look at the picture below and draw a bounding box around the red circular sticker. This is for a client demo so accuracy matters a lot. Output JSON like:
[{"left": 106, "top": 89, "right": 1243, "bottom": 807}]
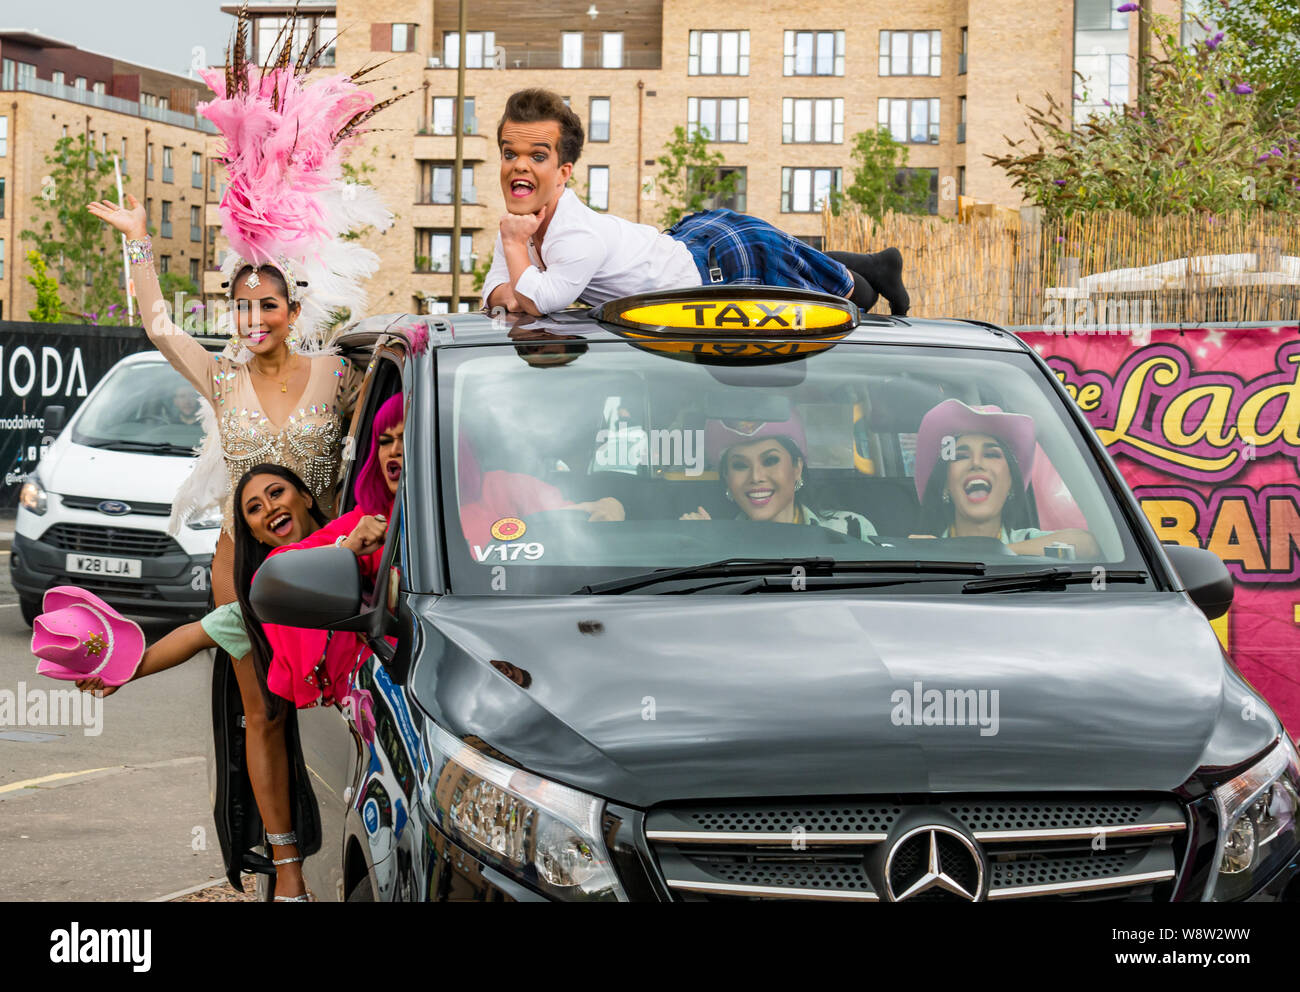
[{"left": 490, "top": 517, "right": 526, "bottom": 541}]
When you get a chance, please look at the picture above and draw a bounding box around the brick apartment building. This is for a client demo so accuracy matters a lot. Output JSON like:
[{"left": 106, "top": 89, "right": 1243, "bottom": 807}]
[
  {"left": 2, "top": 0, "right": 1202, "bottom": 320},
  {"left": 0, "top": 28, "right": 231, "bottom": 321}
]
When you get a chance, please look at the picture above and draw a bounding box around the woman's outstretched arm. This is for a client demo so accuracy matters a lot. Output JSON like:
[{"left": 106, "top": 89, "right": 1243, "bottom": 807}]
[{"left": 76, "top": 620, "right": 217, "bottom": 697}]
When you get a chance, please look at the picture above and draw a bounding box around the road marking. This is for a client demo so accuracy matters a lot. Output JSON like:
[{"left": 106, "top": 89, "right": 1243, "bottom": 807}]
[
  {"left": 0, "top": 766, "right": 116, "bottom": 794},
  {"left": 152, "top": 875, "right": 259, "bottom": 903},
  {"left": 0, "top": 755, "right": 203, "bottom": 796},
  {"left": 0, "top": 603, "right": 20, "bottom": 608}
]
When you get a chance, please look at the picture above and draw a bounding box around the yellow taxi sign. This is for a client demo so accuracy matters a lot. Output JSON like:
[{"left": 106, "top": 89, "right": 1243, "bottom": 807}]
[{"left": 599, "top": 286, "right": 858, "bottom": 337}]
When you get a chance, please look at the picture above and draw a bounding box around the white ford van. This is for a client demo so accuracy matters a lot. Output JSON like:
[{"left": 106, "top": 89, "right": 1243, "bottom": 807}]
[{"left": 11, "top": 351, "right": 221, "bottom": 625}]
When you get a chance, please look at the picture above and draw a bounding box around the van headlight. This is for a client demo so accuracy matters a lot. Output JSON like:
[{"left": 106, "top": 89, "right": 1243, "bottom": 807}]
[
  {"left": 422, "top": 720, "right": 624, "bottom": 901},
  {"left": 186, "top": 505, "right": 224, "bottom": 530},
  {"left": 19, "top": 476, "right": 47, "bottom": 516},
  {"left": 1206, "top": 734, "right": 1300, "bottom": 901}
]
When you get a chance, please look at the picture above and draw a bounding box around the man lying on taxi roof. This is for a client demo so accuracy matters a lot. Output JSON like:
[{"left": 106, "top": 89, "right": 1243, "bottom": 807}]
[{"left": 482, "top": 88, "right": 910, "bottom": 318}]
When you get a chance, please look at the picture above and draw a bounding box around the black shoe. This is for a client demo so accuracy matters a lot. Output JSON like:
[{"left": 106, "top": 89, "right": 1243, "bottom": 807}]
[{"left": 829, "top": 248, "right": 910, "bottom": 316}]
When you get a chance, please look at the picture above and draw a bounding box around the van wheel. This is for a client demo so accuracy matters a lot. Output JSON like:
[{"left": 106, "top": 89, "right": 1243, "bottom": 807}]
[
  {"left": 19, "top": 596, "right": 40, "bottom": 627},
  {"left": 346, "top": 876, "right": 374, "bottom": 902}
]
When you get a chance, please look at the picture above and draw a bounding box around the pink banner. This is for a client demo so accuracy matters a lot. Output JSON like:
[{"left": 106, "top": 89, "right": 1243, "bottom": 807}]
[{"left": 1020, "top": 325, "right": 1300, "bottom": 736}]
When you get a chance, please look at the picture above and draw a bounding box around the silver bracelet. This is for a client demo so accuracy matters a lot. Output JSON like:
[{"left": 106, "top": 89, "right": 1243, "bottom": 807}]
[{"left": 125, "top": 236, "right": 153, "bottom": 265}]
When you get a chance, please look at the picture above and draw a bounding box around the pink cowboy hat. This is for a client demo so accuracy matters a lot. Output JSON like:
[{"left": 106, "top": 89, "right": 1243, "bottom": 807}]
[
  {"left": 913, "top": 399, "right": 1037, "bottom": 502},
  {"left": 704, "top": 412, "right": 807, "bottom": 469},
  {"left": 32, "top": 586, "right": 146, "bottom": 687}
]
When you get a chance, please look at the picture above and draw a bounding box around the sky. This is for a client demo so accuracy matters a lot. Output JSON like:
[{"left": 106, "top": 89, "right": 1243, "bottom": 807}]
[{"left": 15, "top": 0, "right": 237, "bottom": 79}]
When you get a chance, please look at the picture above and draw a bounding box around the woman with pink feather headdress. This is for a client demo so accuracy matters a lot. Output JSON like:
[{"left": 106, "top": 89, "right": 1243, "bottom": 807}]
[{"left": 87, "top": 5, "right": 407, "bottom": 900}]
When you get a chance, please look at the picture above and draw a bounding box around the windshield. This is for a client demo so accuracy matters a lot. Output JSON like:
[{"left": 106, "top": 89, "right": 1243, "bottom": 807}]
[
  {"left": 437, "top": 341, "right": 1149, "bottom": 595},
  {"left": 72, "top": 361, "right": 205, "bottom": 451}
]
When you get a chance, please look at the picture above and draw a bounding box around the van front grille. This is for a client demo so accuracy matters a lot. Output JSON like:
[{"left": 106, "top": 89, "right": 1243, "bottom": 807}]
[
  {"left": 646, "top": 795, "right": 1188, "bottom": 902},
  {"left": 42, "top": 523, "right": 180, "bottom": 558}
]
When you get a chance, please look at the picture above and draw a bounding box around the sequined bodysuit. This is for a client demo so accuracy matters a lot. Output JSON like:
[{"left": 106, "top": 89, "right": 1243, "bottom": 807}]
[{"left": 155, "top": 331, "right": 362, "bottom": 535}]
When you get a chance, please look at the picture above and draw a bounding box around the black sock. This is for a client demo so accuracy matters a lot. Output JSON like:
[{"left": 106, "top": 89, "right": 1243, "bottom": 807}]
[
  {"left": 846, "top": 269, "right": 879, "bottom": 312},
  {"left": 828, "top": 248, "right": 910, "bottom": 316}
]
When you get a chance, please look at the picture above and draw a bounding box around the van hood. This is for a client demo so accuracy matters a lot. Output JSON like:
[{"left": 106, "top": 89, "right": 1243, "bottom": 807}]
[
  {"left": 412, "top": 593, "right": 1277, "bottom": 808},
  {"left": 43, "top": 440, "right": 197, "bottom": 504}
]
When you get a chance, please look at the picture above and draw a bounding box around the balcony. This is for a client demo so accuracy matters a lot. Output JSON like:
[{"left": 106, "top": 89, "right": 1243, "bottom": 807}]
[
  {"left": 0, "top": 75, "right": 217, "bottom": 132},
  {"left": 413, "top": 130, "right": 491, "bottom": 162},
  {"left": 430, "top": 49, "right": 661, "bottom": 70}
]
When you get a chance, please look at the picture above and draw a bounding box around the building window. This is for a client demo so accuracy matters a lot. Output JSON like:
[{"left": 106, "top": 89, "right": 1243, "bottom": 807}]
[
  {"left": 879, "top": 30, "right": 942, "bottom": 76},
  {"left": 688, "top": 97, "right": 748, "bottom": 142},
  {"left": 257, "top": 15, "right": 330, "bottom": 63},
  {"left": 120, "top": 137, "right": 128, "bottom": 173},
  {"left": 688, "top": 30, "right": 749, "bottom": 75},
  {"left": 897, "top": 167, "right": 940, "bottom": 214},
  {"left": 146, "top": 197, "right": 152, "bottom": 221},
  {"left": 781, "top": 167, "right": 841, "bottom": 212},
  {"left": 602, "top": 32, "right": 624, "bottom": 68},
  {"left": 0, "top": 117, "right": 6, "bottom": 157},
  {"left": 192, "top": 151, "right": 202, "bottom": 187},
  {"left": 75, "top": 77, "right": 87, "bottom": 90},
  {"left": 420, "top": 162, "right": 475, "bottom": 203},
  {"left": 159, "top": 96, "right": 168, "bottom": 110},
  {"left": 391, "top": 23, "right": 418, "bottom": 53},
  {"left": 0, "top": 238, "right": 5, "bottom": 279},
  {"left": 146, "top": 143, "right": 153, "bottom": 179},
  {"left": 420, "top": 297, "right": 474, "bottom": 315},
  {"left": 162, "top": 146, "right": 174, "bottom": 183},
  {"left": 957, "top": 165, "right": 966, "bottom": 197},
  {"left": 161, "top": 201, "right": 173, "bottom": 238},
  {"left": 1074, "top": 0, "right": 1131, "bottom": 120},
  {"left": 783, "top": 30, "right": 845, "bottom": 76},
  {"left": 959, "top": 26, "right": 968, "bottom": 74},
  {"left": 52, "top": 70, "right": 65, "bottom": 86},
  {"left": 783, "top": 98, "right": 844, "bottom": 143},
  {"left": 0, "top": 177, "right": 5, "bottom": 219},
  {"left": 562, "top": 32, "right": 583, "bottom": 68},
  {"left": 191, "top": 205, "right": 202, "bottom": 241},
  {"left": 958, "top": 96, "right": 967, "bottom": 143},
  {"left": 416, "top": 230, "right": 474, "bottom": 273},
  {"left": 92, "top": 81, "right": 106, "bottom": 96},
  {"left": 588, "top": 166, "right": 610, "bottom": 210},
  {"left": 190, "top": 258, "right": 200, "bottom": 283},
  {"left": 432, "top": 96, "right": 475, "bottom": 135},
  {"left": 689, "top": 165, "right": 746, "bottom": 212},
  {"left": 878, "top": 98, "right": 940, "bottom": 144},
  {"left": 159, "top": 254, "right": 171, "bottom": 274},
  {"left": 590, "top": 97, "right": 611, "bottom": 142},
  {"left": 443, "top": 31, "right": 496, "bottom": 68},
  {"left": 88, "top": 131, "right": 96, "bottom": 168}
]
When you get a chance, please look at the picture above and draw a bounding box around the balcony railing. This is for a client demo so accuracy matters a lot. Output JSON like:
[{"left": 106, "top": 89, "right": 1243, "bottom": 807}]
[
  {"left": 421, "top": 116, "right": 478, "bottom": 137},
  {"left": 2, "top": 75, "right": 218, "bottom": 132},
  {"left": 432, "top": 49, "right": 661, "bottom": 70}
]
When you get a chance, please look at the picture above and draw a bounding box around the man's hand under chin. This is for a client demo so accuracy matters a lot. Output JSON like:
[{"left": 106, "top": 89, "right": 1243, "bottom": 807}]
[{"left": 500, "top": 203, "right": 548, "bottom": 246}]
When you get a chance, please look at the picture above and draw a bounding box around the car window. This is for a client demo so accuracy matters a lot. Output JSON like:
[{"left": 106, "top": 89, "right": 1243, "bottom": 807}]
[
  {"left": 71, "top": 361, "right": 206, "bottom": 449},
  {"left": 436, "top": 342, "right": 1149, "bottom": 595}
]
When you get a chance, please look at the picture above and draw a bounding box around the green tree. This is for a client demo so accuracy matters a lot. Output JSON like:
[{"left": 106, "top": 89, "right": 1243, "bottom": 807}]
[
  {"left": 20, "top": 132, "right": 122, "bottom": 321},
  {"left": 1205, "top": 0, "right": 1300, "bottom": 121},
  {"left": 157, "top": 271, "right": 202, "bottom": 326},
  {"left": 991, "top": 13, "right": 1300, "bottom": 217},
  {"left": 841, "top": 127, "right": 933, "bottom": 220},
  {"left": 654, "top": 126, "right": 740, "bottom": 228},
  {"left": 25, "top": 251, "right": 63, "bottom": 322},
  {"left": 471, "top": 253, "right": 493, "bottom": 294}
]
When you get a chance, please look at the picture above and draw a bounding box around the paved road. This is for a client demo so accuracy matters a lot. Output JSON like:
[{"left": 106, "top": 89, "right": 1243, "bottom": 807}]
[{"left": 0, "top": 550, "right": 230, "bottom": 901}]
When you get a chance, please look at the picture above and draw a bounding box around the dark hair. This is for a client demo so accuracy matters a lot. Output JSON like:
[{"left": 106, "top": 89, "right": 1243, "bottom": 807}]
[
  {"left": 231, "top": 463, "right": 329, "bottom": 718},
  {"left": 918, "top": 441, "right": 1029, "bottom": 537},
  {"left": 720, "top": 435, "right": 830, "bottom": 517},
  {"left": 497, "top": 88, "right": 584, "bottom": 166}
]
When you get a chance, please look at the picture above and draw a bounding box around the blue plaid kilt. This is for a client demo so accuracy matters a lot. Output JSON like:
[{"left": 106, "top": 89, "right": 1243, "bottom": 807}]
[{"left": 665, "top": 209, "right": 854, "bottom": 298}]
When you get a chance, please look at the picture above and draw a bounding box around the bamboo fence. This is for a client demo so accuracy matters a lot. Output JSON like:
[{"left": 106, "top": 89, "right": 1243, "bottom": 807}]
[{"left": 823, "top": 205, "right": 1300, "bottom": 326}]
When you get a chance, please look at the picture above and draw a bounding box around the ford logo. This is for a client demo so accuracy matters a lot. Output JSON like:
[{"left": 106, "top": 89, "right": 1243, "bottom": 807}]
[{"left": 97, "top": 500, "right": 131, "bottom": 516}]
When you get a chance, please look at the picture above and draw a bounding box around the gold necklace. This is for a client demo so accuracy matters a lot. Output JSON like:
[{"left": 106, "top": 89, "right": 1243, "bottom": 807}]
[{"left": 250, "top": 362, "right": 291, "bottom": 393}]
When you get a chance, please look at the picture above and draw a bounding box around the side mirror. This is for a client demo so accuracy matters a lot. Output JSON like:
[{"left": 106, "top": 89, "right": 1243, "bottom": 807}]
[
  {"left": 1163, "top": 544, "right": 1233, "bottom": 620},
  {"left": 43, "top": 405, "right": 66, "bottom": 436},
  {"left": 250, "top": 546, "right": 367, "bottom": 631}
]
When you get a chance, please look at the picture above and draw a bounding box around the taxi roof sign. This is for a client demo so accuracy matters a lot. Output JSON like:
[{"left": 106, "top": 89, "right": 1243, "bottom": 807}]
[{"left": 595, "top": 286, "right": 858, "bottom": 337}]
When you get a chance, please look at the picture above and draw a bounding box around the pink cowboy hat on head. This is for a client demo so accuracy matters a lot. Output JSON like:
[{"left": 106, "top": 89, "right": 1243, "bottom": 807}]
[
  {"left": 32, "top": 586, "right": 145, "bottom": 687},
  {"left": 704, "top": 412, "right": 808, "bottom": 469},
  {"left": 913, "top": 399, "right": 1037, "bottom": 502}
]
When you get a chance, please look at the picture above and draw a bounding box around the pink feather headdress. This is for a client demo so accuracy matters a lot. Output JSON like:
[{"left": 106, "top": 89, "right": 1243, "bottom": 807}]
[{"left": 195, "top": 2, "right": 409, "bottom": 352}]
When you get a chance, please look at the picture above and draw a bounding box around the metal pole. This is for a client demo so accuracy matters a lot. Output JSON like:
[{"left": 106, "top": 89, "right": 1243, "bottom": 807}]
[
  {"left": 450, "top": 0, "right": 467, "bottom": 312},
  {"left": 113, "top": 155, "right": 133, "bottom": 322}
]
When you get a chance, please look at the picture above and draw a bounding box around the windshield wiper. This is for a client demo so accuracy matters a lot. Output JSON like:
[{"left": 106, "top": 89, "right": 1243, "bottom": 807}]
[
  {"left": 962, "top": 567, "right": 1148, "bottom": 594},
  {"left": 86, "top": 439, "right": 194, "bottom": 455},
  {"left": 577, "top": 558, "right": 986, "bottom": 595}
]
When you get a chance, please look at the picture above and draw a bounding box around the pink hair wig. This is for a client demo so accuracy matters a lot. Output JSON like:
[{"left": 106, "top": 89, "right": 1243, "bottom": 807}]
[{"left": 354, "top": 393, "right": 405, "bottom": 516}]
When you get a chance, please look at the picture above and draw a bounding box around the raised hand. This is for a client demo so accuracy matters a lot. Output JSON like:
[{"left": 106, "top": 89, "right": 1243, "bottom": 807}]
[
  {"left": 86, "top": 194, "right": 148, "bottom": 240},
  {"left": 680, "top": 506, "right": 712, "bottom": 521},
  {"left": 499, "top": 202, "right": 547, "bottom": 246},
  {"left": 343, "top": 514, "right": 389, "bottom": 556}
]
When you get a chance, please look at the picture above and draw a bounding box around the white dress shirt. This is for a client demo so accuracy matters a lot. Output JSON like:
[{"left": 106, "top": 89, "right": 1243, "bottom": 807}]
[{"left": 481, "top": 189, "right": 702, "bottom": 313}]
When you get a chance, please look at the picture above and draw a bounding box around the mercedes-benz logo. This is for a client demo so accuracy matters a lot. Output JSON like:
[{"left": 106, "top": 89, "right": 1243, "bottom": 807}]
[{"left": 884, "top": 824, "right": 985, "bottom": 902}]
